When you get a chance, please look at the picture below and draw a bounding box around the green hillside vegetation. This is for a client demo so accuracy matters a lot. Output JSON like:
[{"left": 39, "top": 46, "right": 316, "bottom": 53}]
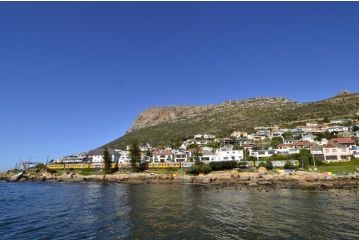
[{"left": 105, "top": 92, "right": 359, "bottom": 149}]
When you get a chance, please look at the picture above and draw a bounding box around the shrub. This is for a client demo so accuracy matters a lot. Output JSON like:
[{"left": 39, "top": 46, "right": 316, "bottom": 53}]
[
  {"left": 209, "top": 161, "right": 237, "bottom": 171},
  {"left": 258, "top": 162, "right": 266, "bottom": 168},
  {"left": 201, "top": 164, "right": 212, "bottom": 174},
  {"left": 284, "top": 162, "right": 297, "bottom": 170},
  {"left": 265, "top": 160, "right": 273, "bottom": 170},
  {"left": 79, "top": 169, "right": 95, "bottom": 176},
  {"left": 186, "top": 164, "right": 212, "bottom": 175},
  {"left": 35, "top": 164, "right": 46, "bottom": 173},
  {"left": 186, "top": 165, "right": 201, "bottom": 175}
]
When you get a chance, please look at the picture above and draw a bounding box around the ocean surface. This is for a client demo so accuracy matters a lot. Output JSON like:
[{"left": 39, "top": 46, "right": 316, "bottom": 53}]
[{"left": 0, "top": 182, "right": 358, "bottom": 240}]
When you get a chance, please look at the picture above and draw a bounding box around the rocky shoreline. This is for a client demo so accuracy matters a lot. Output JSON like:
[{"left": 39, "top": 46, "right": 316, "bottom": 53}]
[{"left": 1, "top": 170, "right": 359, "bottom": 190}]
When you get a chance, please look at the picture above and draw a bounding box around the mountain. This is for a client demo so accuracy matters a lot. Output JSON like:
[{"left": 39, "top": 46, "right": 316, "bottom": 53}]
[{"left": 105, "top": 91, "right": 359, "bottom": 149}]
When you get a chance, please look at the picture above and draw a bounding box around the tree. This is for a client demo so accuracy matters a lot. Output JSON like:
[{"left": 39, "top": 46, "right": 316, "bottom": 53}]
[
  {"left": 284, "top": 162, "right": 295, "bottom": 169},
  {"left": 193, "top": 145, "right": 202, "bottom": 165},
  {"left": 271, "top": 137, "right": 283, "bottom": 148},
  {"left": 353, "top": 126, "right": 359, "bottom": 132},
  {"left": 343, "top": 120, "right": 353, "bottom": 127},
  {"left": 103, "top": 148, "right": 112, "bottom": 173},
  {"left": 296, "top": 149, "right": 312, "bottom": 169},
  {"left": 282, "top": 131, "right": 293, "bottom": 140},
  {"left": 265, "top": 160, "right": 273, "bottom": 170},
  {"left": 129, "top": 139, "right": 142, "bottom": 170},
  {"left": 323, "top": 117, "right": 330, "bottom": 123}
]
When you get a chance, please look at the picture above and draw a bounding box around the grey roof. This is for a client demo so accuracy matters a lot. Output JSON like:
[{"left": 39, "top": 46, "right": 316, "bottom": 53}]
[{"left": 202, "top": 151, "right": 216, "bottom": 156}]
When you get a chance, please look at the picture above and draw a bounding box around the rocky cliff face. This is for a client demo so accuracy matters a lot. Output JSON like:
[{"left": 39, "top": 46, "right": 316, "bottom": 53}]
[
  {"left": 127, "top": 97, "right": 295, "bottom": 132},
  {"left": 106, "top": 92, "right": 359, "bottom": 148}
]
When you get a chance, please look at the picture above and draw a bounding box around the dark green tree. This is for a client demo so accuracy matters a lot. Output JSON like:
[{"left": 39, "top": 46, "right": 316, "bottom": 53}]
[
  {"left": 282, "top": 131, "right": 293, "bottom": 140},
  {"left": 193, "top": 145, "right": 202, "bottom": 165},
  {"left": 265, "top": 160, "right": 273, "bottom": 170},
  {"left": 271, "top": 137, "right": 283, "bottom": 148},
  {"left": 129, "top": 140, "right": 142, "bottom": 170},
  {"left": 103, "top": 148, "right": 112, "bottom": 173}
]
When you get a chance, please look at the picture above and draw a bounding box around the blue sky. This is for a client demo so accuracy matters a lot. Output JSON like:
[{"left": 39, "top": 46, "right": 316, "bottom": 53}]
[{"left": 0, "top": 2, "right": 359, "bottom": 170}]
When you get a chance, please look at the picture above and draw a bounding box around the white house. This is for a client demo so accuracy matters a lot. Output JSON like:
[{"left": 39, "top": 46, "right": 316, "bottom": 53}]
[
  {"left": 215, "top": 149, "right": 243, "bottom": 161},
  {"left": 322, "top": 143, "right": 351, "bottom": 162},
  {"left": 315, "top": 138, "right": 328, "bottom": 146},
  {"left": 88, "top": 149, "right": 120, "bottom": 163},
  {"left": 200, "top": 151, "right": 217, "bottom": 162},
  {"left": 302, "top": 134, "right": 316, "bottom": 142},
  {"left": 231, "top": 131, "right": 248, "bottom": 138},
  {"left": 274, "top": 148, "right": 300, "bottom": 155},
  {"left": 327, "top": 126, "right": 349, "bottom": 133},
  {"left": 249, "top": 149, "right": 275, "bottom": 160},
  {"left": 172, "top": 151, "right": 188, "bottom": 162},
  {"left": 271, "top": 160, "right": 300, "bottom": 168},
  {"left": 152, "top": 150, "right": 173, "bottom": 162},
  {"left": 116, "top": 150, "right": 131, "bottom": 164},
  {"left": 350, "top": 146, "right": 359, "bottom": 158},
  {"left": 194, "top": 134, "right": 215, "bottom": 145},
  {"left": 202, "top": 146, "right": 214, "bottom": 152}
]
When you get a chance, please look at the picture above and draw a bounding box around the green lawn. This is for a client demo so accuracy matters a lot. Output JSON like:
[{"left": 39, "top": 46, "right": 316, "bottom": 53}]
[{"left": 317, "top": 159, "right": 359, "bottom": 174}]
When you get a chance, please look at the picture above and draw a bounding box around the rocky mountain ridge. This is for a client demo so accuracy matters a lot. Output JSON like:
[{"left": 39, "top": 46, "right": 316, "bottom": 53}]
[
  {"left": 128, "top": 97, "right": 296, "bottom": 132},
  {"left": 107, "top": 91, "right": 359, "bottom": 148}
]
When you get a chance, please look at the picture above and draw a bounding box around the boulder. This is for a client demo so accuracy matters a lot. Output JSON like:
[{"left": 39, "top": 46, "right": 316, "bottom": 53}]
[
  {"left": 304, "top": 174, "right": 318, "bottom": 182},
  {"left": 258, "top": 167, "right": 267, "bottom": 175}
]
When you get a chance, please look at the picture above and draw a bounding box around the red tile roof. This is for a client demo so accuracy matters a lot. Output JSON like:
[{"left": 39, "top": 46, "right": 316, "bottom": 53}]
[{"left": 329, "top": 138, "right": 356, "bottom": 145}]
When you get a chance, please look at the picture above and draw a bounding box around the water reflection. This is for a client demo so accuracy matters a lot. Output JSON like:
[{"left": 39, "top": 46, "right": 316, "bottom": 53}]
[{"left": 0, "top": 183, "right": 358, "bottom": 240}]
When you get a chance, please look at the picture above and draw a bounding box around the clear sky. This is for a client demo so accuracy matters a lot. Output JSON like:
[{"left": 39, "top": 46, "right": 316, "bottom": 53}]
[{"left": 1, "top": 2, "right": 359, "bottom": 170}]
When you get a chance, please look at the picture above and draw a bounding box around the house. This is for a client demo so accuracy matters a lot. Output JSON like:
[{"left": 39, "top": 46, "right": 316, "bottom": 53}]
[
  {"left": 249, "top": 149, "right": 275, "bottom": 159},
  {"left": 306, "top": 122, "right": 318, "bottom": 127},
  {"left": 327, "top": 126, "right": 349, "bottom": 133},
  {"left": 88, "top": 149, "right": 120, "bottom": 163},
  {"left": 330, "top": 119, "right": 348, "bottom": 124},
  {"left": 194, "top": 134, "right": 215, "bottom": 145},
  {"left": 231, "top": 131, "right": 248, "bottom": 138},
  {"left": 234, "top": 137, "right": 252, "bottom": 146},
  {"left": 152, "top": 150, "right": 173, "bottom": 162},
  {"left": 274, "top": 148, "right": 300, "bottom": 155},
  {"left": 322, "top": 143, "right": 351, "bottom": 162},
  {"left": 172, "top": 151, "right": 189, "bottom": 162},
  {"left": 181, "top": 162, "right": 195, "bottom": 168},
  {"left": 116, "top": 150, "right": 131, "bottom": 164},
  {"left": 278, "top": 141, "right": 316, "bottom": 150},
  {"left": 314, "top": 138, "right": 328, "bottom": 146},
  {"left": 283, "top": 139, "right": 296, "bottom": 144},
  {"left": 254, "top": 129, "right": 271, "bottom": 139},
  {"left": 56, "top": 154, "right": 88, "bottom": 163},
  {"left": 289, "top": 128, "right": 305, "bottom": 138},
  {"left": 271, "top": 160, "right": 300, "bottom": 168},
  {"left": 310, "top": 146, "right": 324, "bottom": 162},
  {"left": 202, "top": 146, "right": 214, "bottom": 152},
  {"left": 337, "top": 131, "right": 353, "bottom": 138},
  {"left": 329, "top": 138, "right": 356, "bottom": 147},
  {"left": 215, "top": 149, "right": 243, "bottom": 161},
  {"left": 271, "top": 131, "right": 284, "bottom": 138},
  {"left": 351, "top": 146, "right": 359, "bottom": 158},
  {"left": 200, "top": 151, "right": 217, "bottom": 162},
  {"left": 219, "top": 138, "right": 233, "bottom": 144},
  {"left": 302, "top": 134, "right": 316, "bottom": 142}
]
